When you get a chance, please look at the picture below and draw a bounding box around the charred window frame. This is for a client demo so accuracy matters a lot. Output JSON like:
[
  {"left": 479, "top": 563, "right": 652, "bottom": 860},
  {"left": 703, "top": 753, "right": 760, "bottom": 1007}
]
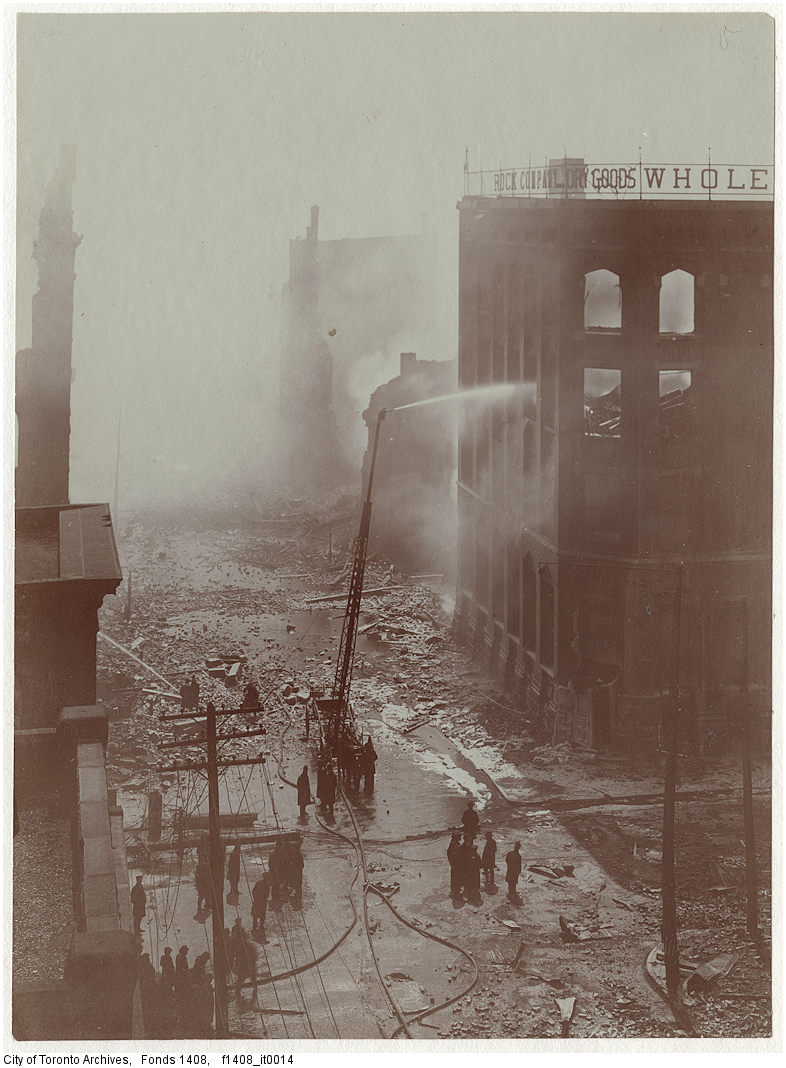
[
  {"left": 584, "top": 368, "right": 622, "bottom": 438},
  {"left": 658, "top": 369, "right": 693, "bottom": 468}
]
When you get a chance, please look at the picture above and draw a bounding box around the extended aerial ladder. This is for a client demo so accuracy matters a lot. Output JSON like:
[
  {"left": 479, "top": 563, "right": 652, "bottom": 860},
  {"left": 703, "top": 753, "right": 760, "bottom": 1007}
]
[{"left": 317, "top": 408, "right": 386, "bottom": 755}]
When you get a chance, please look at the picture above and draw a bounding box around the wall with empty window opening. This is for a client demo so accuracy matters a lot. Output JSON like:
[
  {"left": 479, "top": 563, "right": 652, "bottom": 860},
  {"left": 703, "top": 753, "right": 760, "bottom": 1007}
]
[
  {"left": 584, "top": 269, "right": 621, "bottom": 330},
  {"left": 659, "top": 269, "right": 694, "bottom": 334},
  {"left": 584, "top": 368, "right": 621, "bottom": 438}
]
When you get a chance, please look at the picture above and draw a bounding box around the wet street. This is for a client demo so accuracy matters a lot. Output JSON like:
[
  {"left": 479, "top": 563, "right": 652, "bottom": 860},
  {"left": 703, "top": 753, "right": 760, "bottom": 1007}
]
[{"left": 103, "top": 507, "right": 772, "bottom": 1040}]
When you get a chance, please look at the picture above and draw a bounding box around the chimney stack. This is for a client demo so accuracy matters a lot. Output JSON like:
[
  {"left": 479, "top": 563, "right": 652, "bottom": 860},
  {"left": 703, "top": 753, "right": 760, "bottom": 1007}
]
[
  {"left": 307, "top": 205, "right": 319, "bottom": 241},
  {"left": 400, "top": 352, "right": 417, "bottom": 377}
]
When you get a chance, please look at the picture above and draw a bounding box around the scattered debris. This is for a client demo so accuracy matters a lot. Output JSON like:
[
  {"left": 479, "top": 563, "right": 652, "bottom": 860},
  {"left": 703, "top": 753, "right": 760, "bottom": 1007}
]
[{"left": 554, "top": 996, "right": 576, "bottom": 1036}]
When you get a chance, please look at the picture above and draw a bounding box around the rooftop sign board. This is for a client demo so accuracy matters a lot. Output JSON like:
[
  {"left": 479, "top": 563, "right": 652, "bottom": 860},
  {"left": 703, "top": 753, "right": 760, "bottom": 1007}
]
[{"left": 465, "top": 160, "right": 774, "bottom": 200}]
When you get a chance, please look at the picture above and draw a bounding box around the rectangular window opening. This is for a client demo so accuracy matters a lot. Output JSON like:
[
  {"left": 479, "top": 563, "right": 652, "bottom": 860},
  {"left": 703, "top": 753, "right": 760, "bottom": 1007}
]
[{"left": 584, "top": 368, "right": 621, "bottom": 438}]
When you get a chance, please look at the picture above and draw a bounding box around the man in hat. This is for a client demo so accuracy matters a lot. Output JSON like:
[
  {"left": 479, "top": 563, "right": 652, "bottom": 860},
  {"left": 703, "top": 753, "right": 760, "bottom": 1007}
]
[
  {"left": 505, "top": 841, "right": 523, "bottom": 903},
  {"left": 130, "top": 875, "right": 146, "bottom": 934}
]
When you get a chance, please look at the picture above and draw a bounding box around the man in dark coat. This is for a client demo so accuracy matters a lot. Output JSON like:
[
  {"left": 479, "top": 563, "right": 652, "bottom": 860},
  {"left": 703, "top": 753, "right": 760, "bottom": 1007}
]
[
  {"left": 227, "top": 844, "right": 241, "bottom": 895},
  {"left": 251, "top": 873, "right": 270, "bottom": 934},
  {"left": 447, "top": 831, "right": 463, "bottom": 898},
  {"left": 360, "top": 738, "right": 378, "bottom": 792},
  {"left": 285, "top": 841, "right": 304, "bottom": 909},
  {"left": 296, "top": 765, "right": 311, "bottom": 818},
  {"left": 505, "top": 841, "right": 523, "bottom": 902},
  {"left": 481, "top": 831, "right": 497, "bottom": 885},
  {"left": 268, "top": 840, "right": 285, "bottom": 910},
  {"left": 174, "top": 946, "right": 190, "bottom": 1028},
  {"left": 464, "top": 844, "right": 483, "bottom": 906},
  {"left": 195, "top": 859, "right": 212, "bottom": 910},
  {"left": 461, "top": 800, "right": 479, "bottom": 842},
  {"left": 322, "top": 762, "right": 337, "bottom": 815},
  {"left": 130, "top": 875, "right": 146, "bottom": 934},
  {"left": 160, "top": 947, "right": 175, "bottom": 993}
]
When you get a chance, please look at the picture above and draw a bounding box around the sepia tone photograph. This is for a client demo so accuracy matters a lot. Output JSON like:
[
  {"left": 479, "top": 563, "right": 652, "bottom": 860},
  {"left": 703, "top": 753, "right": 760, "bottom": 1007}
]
[{"left": 7, "top": 5, "right": 777, "bottom": 1046}]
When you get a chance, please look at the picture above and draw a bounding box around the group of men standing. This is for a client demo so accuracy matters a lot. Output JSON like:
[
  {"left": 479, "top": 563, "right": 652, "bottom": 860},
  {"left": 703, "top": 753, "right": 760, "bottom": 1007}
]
[
  {"left": 447, "top": 800, "right": 524, "bottom": 905},
  {"left": 137, "top": 945, "right": 214, "bottom": 1036},
  {"left": 296, "top": 736, "right": 378, "bottom": 821},
  {"left": 337, "top": 737, "right": 378, "bottom": 793}
]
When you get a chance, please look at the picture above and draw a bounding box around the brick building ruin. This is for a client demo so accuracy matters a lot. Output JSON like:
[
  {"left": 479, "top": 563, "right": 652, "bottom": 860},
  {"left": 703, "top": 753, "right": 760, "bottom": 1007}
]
[{"left": 454, "top": 184, "right": 773, "bottom": 755}]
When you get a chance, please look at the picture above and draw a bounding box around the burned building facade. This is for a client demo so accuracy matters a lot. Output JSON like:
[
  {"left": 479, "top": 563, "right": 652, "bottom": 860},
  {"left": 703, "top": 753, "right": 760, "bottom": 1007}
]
[
  {"left": 280, "top": 207, "right": 446, "bottom": 494},
  {"left": 454, "top": 185, "right": 772, "bottom": 755},
  {"left": 362, "top": 352, "right": 457, "bottom": 574}
]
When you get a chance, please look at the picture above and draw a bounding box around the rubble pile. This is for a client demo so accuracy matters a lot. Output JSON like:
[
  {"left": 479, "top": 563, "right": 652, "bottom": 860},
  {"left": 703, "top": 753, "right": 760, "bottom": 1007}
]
[
  {"left": 13, "top": 809, "right": 74, "bottom": 984},
  {"left": 92, "top": 504, "right": 771, "bottom": 1040}
]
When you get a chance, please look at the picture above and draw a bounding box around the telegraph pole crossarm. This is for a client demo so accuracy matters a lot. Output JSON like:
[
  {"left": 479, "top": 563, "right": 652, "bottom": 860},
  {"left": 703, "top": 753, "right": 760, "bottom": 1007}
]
[{"left": 158, "top": 698, "right": 268, "bottom": 1037}]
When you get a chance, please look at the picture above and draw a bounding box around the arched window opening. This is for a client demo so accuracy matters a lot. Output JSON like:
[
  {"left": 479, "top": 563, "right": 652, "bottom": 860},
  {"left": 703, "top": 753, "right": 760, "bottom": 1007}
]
[
  {"left": 584, "top": 269, "right": 621, "bottom": 330},
  {"left": 659, "top": 269, "right": 694, "bottom": 334}
]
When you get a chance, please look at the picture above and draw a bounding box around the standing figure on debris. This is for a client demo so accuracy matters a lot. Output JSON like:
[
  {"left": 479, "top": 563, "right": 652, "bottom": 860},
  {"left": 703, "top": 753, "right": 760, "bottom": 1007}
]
[
  {"left": 241, "top": 682, "right": 259, "bottom": 711},
  {"left": 131, "top": 875, "right": 146, "bottom": 934},
  {"left": 481, "top": 831, "right": 497, "bottom": 886},
  {"left": 296, "top": 765, "right": 312, "bottom": 818},
  {"left": 227, "top": 844, "right": 241, "bottom": 896},
  {"left": 360, "top": 737, "right": 378, "bottom": 792},
  {"left": 322, "top": 761, "right": 337, "bottom": 815},
  {"left": 160, "top": 946, "right": 175, "bottom": 993},
  {"left": 461, "top": 800, "right": 479, "bottom": 843},
  {"left": 505, "top": 841, "right": 523, "bottom": 903},
  {"left": 180, "top": 675, "right": 199, "bottom": 711},
  {"left": 464, "top": 844, "right": 483, "bottom": 906},
  {"left": 447, "top": 831, "right": 463, "bottom": 898},
  {"left": 251, "top": 872, "right": 270, "bottom": 934}
]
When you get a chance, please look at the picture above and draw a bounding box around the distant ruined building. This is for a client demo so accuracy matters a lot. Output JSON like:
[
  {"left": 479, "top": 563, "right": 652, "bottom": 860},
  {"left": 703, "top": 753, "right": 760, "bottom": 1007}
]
[{"left": 280, "top": 207, "right": 445, "bottom": 495}]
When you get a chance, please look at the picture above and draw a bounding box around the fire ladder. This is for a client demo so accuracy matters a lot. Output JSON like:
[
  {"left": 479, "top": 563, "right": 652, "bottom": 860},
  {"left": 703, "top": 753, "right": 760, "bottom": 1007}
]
[{"left": 318, "top": 409, "right": 386, "bottom": 754}]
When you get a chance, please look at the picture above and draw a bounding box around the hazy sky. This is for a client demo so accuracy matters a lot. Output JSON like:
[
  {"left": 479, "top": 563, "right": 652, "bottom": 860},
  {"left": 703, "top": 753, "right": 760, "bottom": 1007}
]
[{"left": 15, "top": 11, "right": 775, "bottom": 508}]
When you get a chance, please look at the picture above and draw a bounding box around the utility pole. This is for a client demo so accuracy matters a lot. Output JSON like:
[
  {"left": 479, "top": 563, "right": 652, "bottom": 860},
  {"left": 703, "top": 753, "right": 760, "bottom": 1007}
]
[
  {"left": 205, "top": 702, "right": 228, "bottom": 1036},
  {"left": 159, "top": 696, "right": 267, "bottom": 1037},
  {"left": 740, "top": 599, "right": 759, "bottom": 936},
  {"left": 661, "top": 564, "right": 683, "bottom": 997}
]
